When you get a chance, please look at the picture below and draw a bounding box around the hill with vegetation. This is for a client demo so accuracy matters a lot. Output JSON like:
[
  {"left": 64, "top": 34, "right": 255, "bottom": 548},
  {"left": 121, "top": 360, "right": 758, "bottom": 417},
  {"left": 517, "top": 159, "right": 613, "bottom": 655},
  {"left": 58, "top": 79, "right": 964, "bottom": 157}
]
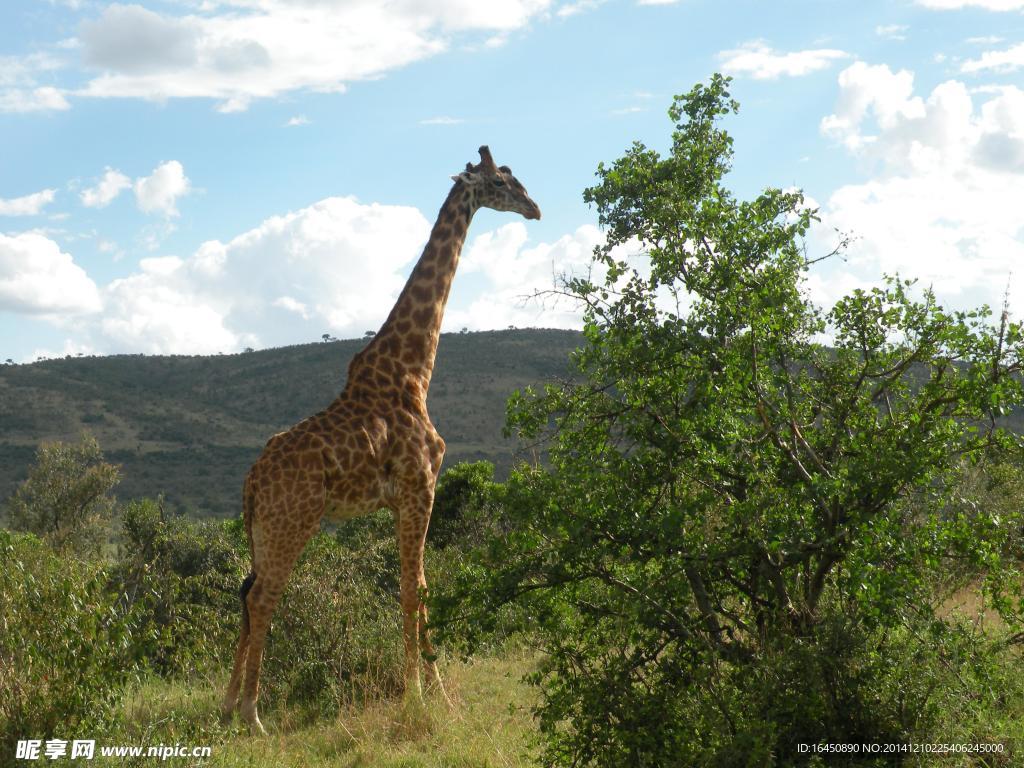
[{"left": 0, "top": 328, "right": 582, "bottom": 518}]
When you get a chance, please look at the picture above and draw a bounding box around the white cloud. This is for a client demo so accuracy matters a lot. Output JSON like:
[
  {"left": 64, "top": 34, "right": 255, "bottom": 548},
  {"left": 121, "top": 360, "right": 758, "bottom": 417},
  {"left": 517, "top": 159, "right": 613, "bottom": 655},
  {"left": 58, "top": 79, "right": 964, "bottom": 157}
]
[
  {"left": 447, "top": 223, "right": 597, "bottom": 330},
  {"left": 133, "top": 161, "right": 191, "bottom": 216},
  {"left": 272, "top": 295, "right": 310, "bottom": 319},
  {"left": 32, "top": 192, "right": 608, "bottom": 354},
  {"left": 966, "top": 35, "right": 1004, "bottom": 44},
  {"left": 819, "top": 62, "right": 925, "bottom": 150},
  {"left": 0, "top": 232, "right": 101, "bottom": 314},
  {"left": 719, "top": 41, "right": 850, "bottom": 80},
  {"left": 557, "top": 0, "right": 605, "bottom": 17},
  {"left": 0, "top": 189, "right": 56, "bottom": 216},
  {"left": 814, "top": 63, "right": 1024, "bottom": 315},
  {"left": 962, "top": 41, "right": 1024, "bottom": 73},
  {"left": 0, "top": 51, "right": 71, "bottom": 112},
  {"left": 445, "top": 223, "right": 629, "bottom": 331},
  {"left": 80, "top": 168, "right": 132, "bottom": 208},
  {"left": 74, "top": 196, "right": 432, "bottom": 354},
  {"left": 0, "top": 52, "right": 64, "bottom": 87},
  {"left": 285, "top": 114, "right": 309, "bottom": 126},
  {"left": 0, "top": 86, "right": 70, "bottom": 112},
  {"left": 419, "top": 115, "right": 465, "bottom": 125},
  {"left": 73, "top": 0, "right": 553, "bottom": 111},
  {"left": 875, "top": 24, "right": 909, "bottom": 40},
  {"left": 916, "top": 0, "right": 1024, "bottom": 9}
]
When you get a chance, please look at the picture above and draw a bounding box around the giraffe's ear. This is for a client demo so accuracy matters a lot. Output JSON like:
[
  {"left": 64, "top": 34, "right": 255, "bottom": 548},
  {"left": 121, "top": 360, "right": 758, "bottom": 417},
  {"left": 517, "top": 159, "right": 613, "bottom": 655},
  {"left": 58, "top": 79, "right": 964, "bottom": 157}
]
[{"left": 452, "top": 171, "right": 481, "bottom": 185}]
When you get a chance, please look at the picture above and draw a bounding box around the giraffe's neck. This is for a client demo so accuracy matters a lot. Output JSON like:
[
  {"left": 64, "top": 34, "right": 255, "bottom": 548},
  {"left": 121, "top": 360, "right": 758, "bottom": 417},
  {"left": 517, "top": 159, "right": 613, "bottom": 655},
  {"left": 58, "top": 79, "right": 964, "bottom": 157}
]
[{"left": 354, "top": 183, "right": 476, "bottom": 387}]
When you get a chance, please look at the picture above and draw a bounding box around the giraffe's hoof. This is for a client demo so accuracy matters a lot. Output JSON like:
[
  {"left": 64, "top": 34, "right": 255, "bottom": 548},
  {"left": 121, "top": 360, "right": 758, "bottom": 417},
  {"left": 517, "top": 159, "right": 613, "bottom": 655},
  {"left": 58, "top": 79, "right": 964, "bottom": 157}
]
[
  {"left": 240, "top": 702, "right": 267, "bottom": 736},
  {"left": 424, "top": 678, "right": 454, "bottom": 709}
]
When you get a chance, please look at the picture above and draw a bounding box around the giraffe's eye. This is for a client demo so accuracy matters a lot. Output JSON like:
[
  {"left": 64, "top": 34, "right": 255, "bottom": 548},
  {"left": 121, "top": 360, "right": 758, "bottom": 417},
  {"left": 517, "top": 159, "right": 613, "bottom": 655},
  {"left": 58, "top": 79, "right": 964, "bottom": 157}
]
[{"left": 493, "top": 180, "right": 506, "bottom": 188}]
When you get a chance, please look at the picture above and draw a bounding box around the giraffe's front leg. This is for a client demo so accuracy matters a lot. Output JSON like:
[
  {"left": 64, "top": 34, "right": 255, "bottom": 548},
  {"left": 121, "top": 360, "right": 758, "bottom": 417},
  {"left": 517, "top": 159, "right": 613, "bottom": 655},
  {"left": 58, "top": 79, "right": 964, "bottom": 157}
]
[
  {"left": 397, "top": 507, "right": 427, "bottom": 700},
  {"left": 417, "top": 577, "right": 451, "bottom": 705},
  {"left": 396, "top": 488, "right": 444, "bottom": 702}
]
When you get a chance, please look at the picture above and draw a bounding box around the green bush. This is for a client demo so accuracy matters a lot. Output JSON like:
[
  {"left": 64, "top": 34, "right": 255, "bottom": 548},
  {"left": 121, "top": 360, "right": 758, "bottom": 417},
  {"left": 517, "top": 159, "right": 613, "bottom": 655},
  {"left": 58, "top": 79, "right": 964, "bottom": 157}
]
[
  {"left": 259, "top": 523, "right": 405, "bottom": 716},
  {"left": 430, "top": 461, "right": 507, "bottom": 549},
  {"left": 114, "top": 497, "right": 247, "bottom": 677},
  {"left": 0, "top": 530, "right": 141, "bottom": 752},
  {"left": 4, "top": 433, "right": 119, "bottom": 556}
]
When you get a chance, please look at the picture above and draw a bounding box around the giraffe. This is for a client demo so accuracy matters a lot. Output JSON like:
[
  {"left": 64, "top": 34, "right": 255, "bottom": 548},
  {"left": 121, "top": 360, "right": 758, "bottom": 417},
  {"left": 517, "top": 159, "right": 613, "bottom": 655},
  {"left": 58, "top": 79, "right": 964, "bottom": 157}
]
[{"left": 220, "top": 146, "right": 541, "bottom": 734}]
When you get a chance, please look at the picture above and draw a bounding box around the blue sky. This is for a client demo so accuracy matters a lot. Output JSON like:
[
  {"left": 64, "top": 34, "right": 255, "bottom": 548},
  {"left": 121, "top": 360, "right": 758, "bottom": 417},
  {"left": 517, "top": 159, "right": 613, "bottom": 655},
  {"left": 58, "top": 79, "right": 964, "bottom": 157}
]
[{"left": 1, "top": 0, "right": 1023, "bottom": 362}]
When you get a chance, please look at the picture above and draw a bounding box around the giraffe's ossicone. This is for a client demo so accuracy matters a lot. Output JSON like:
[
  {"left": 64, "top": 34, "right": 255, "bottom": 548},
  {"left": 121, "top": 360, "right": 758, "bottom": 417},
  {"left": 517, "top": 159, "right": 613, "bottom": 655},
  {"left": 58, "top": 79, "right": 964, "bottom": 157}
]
[{"left": 220, "top": 146, "right": 541, "bottom": 734}]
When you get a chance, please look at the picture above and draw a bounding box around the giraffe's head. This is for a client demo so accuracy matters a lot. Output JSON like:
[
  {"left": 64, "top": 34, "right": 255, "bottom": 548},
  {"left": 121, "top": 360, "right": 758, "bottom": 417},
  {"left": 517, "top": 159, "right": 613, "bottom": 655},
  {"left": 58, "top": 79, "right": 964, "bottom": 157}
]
[{"left": 451, "top": 146, "right": 541, "bottom": 221}]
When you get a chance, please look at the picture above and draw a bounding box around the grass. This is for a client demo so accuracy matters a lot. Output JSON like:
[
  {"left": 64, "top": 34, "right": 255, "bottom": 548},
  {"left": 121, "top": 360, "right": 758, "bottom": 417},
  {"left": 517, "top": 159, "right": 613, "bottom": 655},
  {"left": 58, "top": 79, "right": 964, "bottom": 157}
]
[{"left": 109, "top": 653, "right": 540, "bottom": 767}]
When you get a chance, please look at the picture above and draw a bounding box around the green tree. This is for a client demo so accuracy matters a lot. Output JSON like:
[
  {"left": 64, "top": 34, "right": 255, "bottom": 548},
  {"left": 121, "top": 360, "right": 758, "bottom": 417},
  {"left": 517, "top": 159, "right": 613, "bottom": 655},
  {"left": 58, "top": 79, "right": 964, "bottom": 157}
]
[
  {"left": 4, "top": 433, "right": 119, "bottom": 555},
  {"left": 434, "top": 75, "right": 1024, "bottom": 765},
  {"left": 430, "top": 461, "right": 505, "bottom": 548}
]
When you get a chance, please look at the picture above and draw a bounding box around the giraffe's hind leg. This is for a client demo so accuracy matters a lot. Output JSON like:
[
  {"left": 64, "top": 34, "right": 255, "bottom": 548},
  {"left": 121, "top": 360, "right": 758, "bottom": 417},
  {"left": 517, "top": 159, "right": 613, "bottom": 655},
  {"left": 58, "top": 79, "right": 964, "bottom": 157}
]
[
  {"left": 221, "top": 572, "right": 256, "bottom": 723},
  {"left": 238, "top": 509, "right": 319, "bottom": 735}
]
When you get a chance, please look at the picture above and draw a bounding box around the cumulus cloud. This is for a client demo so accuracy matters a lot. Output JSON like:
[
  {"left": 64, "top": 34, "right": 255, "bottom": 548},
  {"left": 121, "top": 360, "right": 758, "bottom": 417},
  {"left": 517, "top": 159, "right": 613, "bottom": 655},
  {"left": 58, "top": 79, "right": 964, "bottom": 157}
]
[
  {"left": 70, "top": 196, "right": 432, "bottom": 354},
  {"left": 819, "top": 62, "right": 925, "bottom": 150},
  {"left": 962, "top": 41, "right": 1024, "bottom": 73},
  {"left": 719, "top": 41, "right": 850, "bottom": 80},
  {"left": 442, "top": 223, "right": 663, "bottom": 332},
  {"left": 80, "top": 168, "right": 132, "bottom": 208},
  {"left": 0, "top": 189, "right": 56, "bottom": 216},
  {"left": 73, "top": 0, "right": 553, "bottom": 111},
  {"left": 0, "top": 232, "right": 101, "bottom": 314},
  {"left": 0, "top": 86, "right": 70, "bottom": 112},
  {"left": 133, "top": 160, "right": 190, "bottom": 216},
  {"left": 80, "top": 4, "right": 200, "bottom": 74},
  {"left": 813, "top": 62, "right": 1024, "bottom": 315},
  {"left": 0, "top": 52, "right": 70, "bottom": 112},
  {"left": 28, "top": 193, "right": 613, "bottom": 355},
  {"left": 445, "top": 223, "right": 599, "bottom": 330}
]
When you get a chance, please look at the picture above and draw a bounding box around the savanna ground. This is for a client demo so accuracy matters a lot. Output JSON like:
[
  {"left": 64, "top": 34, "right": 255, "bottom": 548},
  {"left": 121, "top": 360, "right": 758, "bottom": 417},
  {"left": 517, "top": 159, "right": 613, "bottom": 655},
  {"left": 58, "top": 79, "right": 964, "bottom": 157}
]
[{"left": 115, "top": 652, "right": 539, "bottom": 768}]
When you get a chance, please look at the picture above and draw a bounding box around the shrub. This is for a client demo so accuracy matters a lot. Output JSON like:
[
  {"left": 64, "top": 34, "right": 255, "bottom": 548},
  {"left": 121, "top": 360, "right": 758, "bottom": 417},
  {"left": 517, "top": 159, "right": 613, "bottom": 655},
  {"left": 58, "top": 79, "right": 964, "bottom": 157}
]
[
  {"left": 114, "top": 498, "right": 247, "bottom": 677},
  {"left": 259, "top": 524, "right": 405, "bottom": 716},
  {"left": 430, "top": 461, "right": 507, "bottom": 549},
  {"left": 0, "top": 530, "right": 141, "bottom": 752},
  {"left": 3, "top": 433, "right": 119, "bottom": 556}
]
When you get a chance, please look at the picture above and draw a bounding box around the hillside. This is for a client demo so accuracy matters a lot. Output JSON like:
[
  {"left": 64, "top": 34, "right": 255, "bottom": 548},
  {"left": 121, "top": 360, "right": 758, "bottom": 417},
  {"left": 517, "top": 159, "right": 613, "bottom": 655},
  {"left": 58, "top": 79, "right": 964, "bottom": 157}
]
[{"left": 0, "top": 329, "right": 582, "bottom": 518}]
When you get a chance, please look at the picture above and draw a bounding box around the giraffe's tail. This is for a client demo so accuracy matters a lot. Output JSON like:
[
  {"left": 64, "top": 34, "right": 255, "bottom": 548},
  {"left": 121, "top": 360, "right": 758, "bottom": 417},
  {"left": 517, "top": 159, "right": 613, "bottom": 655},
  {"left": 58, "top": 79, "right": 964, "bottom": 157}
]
[
  {"left": 242, "top": 472, "right": 256, "bottom": 559},
  {"left": 240, "top": 473, "right": 258, "bottom": 632},
  {"left": 239, "top": 571, "right": 257, "bottom": 633}
]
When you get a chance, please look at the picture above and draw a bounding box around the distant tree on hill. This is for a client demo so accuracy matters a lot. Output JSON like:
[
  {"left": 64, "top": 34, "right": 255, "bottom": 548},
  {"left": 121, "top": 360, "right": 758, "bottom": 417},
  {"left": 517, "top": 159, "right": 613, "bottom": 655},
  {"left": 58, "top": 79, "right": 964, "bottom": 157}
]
[{"left": 4, "top": 433, "right": 120, "bottom": 556}]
